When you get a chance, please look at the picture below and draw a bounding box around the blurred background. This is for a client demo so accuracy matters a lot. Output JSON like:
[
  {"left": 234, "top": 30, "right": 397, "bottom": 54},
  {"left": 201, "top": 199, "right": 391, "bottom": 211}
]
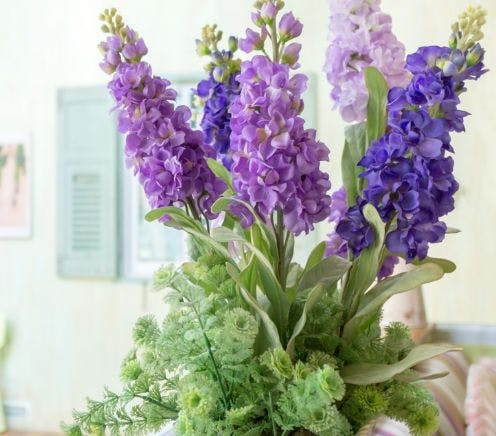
[{"left": 0, "top": 0, "right": 494, "bottom": 432}]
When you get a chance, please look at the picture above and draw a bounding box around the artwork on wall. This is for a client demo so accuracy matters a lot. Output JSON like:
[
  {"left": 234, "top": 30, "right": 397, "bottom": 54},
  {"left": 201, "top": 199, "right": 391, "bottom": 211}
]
[{"left": 0, "top": 133, "right": 31, "bottom": 238}]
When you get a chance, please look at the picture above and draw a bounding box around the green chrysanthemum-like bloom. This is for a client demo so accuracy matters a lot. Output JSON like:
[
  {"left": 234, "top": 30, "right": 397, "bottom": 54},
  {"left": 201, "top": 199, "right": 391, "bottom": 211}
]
[
  {"left": 153, "top": 263, "right": 177, "bottom": 290},
  {"left": 178, "top": 374, "right": 220, "bottom": 418},
  {"left": 385, "top": 382, "right": 439, "bottom": 436},
  {"left": 213, "top": 308, "right": 258, "bottom": 365},
  {"left": 307, "top": 351, "right": 338, "bottom": 369},
  {"left": 225, "top": 405, "right": 255, "bottom": 426},
  {"left": 317, "top": 365, "right": 346, "bottom": 401},
  {"left": 262, "top": 348, "right": 293, "bottom": 379},
  {"left": 275, "top": 364, "right": 348, "bottom": 433},
  {"left": 293, "top": 361, "right": 312, "bottom": 381},
  {"left": 383, "top": 322, "right": 414, "bottom": 363},
  {"left": 342, "top": 385, "right": 389, "bottom": 431},
  {"left": 133, "top": 315, "right": 160, "bottom": 347},
  {"left": 306, "top": 405, "right": 353, "bottom": 436},
  {"left": 120, "top": 355, "right": 142, "bottom": 382}
]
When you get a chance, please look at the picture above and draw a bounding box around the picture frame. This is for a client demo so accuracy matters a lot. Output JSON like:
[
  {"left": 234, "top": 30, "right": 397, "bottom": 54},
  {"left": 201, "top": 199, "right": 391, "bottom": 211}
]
[{"left": 0, "top": 132, "right": 32, "bottom": 238}]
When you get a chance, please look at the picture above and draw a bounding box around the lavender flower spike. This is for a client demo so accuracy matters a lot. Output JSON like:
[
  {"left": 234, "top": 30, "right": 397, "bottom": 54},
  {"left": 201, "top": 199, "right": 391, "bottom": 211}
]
[
  {"left": 98, "top": 9, "right": 225, "bottom": 220},
  {"left": 324, "top": 0, "right": 410, "bottom": 122}
]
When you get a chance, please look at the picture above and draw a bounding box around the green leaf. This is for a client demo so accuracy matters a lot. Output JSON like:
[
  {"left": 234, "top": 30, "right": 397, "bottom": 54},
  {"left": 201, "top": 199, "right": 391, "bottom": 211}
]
[
  {"left": 286, "top": 284, "right": 326, "bottom": 359},
  {"left": 145, "top": 206, "right": 203, "bottom": 232},
  {"left": 342, "top": 204, "right": 385, "bottom": 316},
  {"left": 412, "top": 256, "right": 456, "bottom": 273},
  {"left": 213, "top": 227, "right": 289, "bottom": 334},
  {"left": 342, "top": 123, "right": 367, "bottom": 206},
  {"left": 364, "top": 67, "right": 389, "bottom": 145},
  {"left": 343, "top": 263, "right": 444, "bottom": 340},
  {"left": 212, "top": 196, "right": 279, "bottom": 263},
  {"left": 394, "top": 369, "right": 449, "bottom": 383},
  {"left": 145, "top": 206, "right": 229, "bottom": 258},
  {"left": 341, "top": 343, "right": 460, "bottom": 385},
  {"left": 207, "top": 158, "right": 234, "bottom": 191},
  {"left": 226, "top": 263, "right": 282, "bottom": 352},
  {"left": 297, "top": 255, "right": 351, "bottom": 294},
  {"left": 211, "top": 197, "right": 233, "bottom": 214},
  {"left": 446, "top": 227, "right": 461, "bottom": 234},
  {"left": 239, "top": 255, "right": 259, "bottom": 296},
  {"left": 304, "top": 241, "right": 327, "bottom": 271}
]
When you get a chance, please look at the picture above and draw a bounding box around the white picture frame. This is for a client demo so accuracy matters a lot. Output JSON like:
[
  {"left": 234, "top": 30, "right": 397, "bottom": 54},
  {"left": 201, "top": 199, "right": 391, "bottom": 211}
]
[{"left": 0, "top": 132, "right": 32, "bottom": 238}]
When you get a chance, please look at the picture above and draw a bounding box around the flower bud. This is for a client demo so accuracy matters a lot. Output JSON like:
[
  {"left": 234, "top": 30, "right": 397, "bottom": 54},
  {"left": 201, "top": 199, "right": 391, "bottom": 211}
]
[
  {"left": 228, "top": 36, "right": 238, "bottom": 52},
  {"left": 251, "top": 11, "right": 264, "bottom": 27},
  {"left": 281, "top": 42, "right": 301, "bottom": 68},
  {"left": 260, "top": 2, "right": 277, "bottom": 23},
  {"left": 278, "top": 11, "right": 303, "bottom": 40},
  {"left": 442, "top": 60, "right": 458, "bottom": 77},
  {"left": 451, "top": 49, "right": 465, "bottom": 68},
  {"left": 195, "top": 39, "right": 211, "bottom": 56},
  {"left": 213, "top": 66, "right": 227, "bottom": 82},
  {"left": 466, "top": 43, "right": 483, "bottom": 67},
  {"left": 239, "top": 27, "right": 267, "bottom": 53},
  {"left": 101, "top": 24, "right": 110, "bottom": 33},
  {"left": 448, "top": 32, "right": 457, "bottom": 50}
]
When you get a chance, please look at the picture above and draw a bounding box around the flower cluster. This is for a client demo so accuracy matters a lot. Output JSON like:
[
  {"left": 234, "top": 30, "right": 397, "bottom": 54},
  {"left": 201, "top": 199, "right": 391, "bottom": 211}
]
[
  {"left": 336, "top": 6, "right": 487, "bottom": 261},
  {"left": 324, "top": 0, "right": 410, "bottom": 122},
  {"left": 230, "top": 55, "right": 331, "bottom": 235},
  {"left": 98, "top": 10, "right": 225, "bottom": 219},
  {"left": 230, "top": 1, "right": 331, "bottom": 235},
  {"left": 194, "top": 26, "right": 241, "bottom": 169}
]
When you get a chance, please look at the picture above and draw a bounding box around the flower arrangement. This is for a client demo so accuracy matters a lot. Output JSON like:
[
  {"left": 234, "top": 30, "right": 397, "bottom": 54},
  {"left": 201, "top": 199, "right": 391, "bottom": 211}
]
[{"left": 64, "top": 1, "right": 487, "bottom": 435}]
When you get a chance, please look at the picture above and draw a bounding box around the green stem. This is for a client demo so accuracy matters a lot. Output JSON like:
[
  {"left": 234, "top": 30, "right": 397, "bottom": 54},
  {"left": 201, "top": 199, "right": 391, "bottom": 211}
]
[
  {"left": 268, "top": 392, "right": 278, "bottom": 436},
  {"left": 186, "top": 196, "right": 201, "bottom": 222},
  {"left": 189, "top": 302, "right": 231, "bottom": 410},
  {"left": 275, "top": 209, "right": 286, "bottom": 290},
  {"left": 134, "top": 394, "right": 177, "bottom": 412},
  {"left": 270, "top": 21, "right": 280, "bottom": 63}
]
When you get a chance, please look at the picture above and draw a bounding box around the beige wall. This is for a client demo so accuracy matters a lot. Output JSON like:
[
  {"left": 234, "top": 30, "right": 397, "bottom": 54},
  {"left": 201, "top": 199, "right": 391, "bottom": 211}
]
[{"left": 0, "top": 0, "right": 494, "bottom": 431}]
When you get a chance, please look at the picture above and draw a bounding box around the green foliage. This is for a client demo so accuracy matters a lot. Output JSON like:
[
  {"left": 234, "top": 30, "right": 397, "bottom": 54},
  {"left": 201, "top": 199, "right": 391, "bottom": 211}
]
[
  {"left": 342, "top": 122, "right": 367, "bottom": 206},
  {"left": 341, "top": 385, "right": 388, "bottom": 431},
  {"left": 364, "top": 67, "right": 389, "bottom": 145},
  {"left": 384, "top": 382, "right": 440, "bottom": 435}
]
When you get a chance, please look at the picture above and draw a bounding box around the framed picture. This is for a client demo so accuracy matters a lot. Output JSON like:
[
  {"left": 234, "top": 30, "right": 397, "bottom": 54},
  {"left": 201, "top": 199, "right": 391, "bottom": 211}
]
[{"left": 0, "top": 133, "right": 31, "bottom": 238}]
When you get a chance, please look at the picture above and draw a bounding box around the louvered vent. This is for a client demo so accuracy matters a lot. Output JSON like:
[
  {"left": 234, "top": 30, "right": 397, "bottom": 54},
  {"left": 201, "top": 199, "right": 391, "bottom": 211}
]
[
  {"left": 70, "top": 173, "right": 101, "bottom": 252},
  {"left": 57, "top": 87, "right": 118, "bottom": 278}
]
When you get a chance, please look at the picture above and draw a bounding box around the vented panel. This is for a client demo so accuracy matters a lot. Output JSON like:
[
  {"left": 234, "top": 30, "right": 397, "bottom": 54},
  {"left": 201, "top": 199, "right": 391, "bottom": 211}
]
[{"left": 57, "top": 87, "right": 118, "bottom": 278}]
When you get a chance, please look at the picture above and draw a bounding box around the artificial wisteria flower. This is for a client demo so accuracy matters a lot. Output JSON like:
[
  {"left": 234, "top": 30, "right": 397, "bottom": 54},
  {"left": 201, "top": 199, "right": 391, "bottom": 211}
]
[
  {"left": 98, "top": 10, "right": 225, "bottom": 219},
  {"left": 230, "top": 3, "right": 331, "bottom": 235},
  {"left": 336, "top": 6, "right": 487, "bottom": 261},
  {"left": 194, "top": 26, "right": 241, "bottom": 169},
  {"left": 324, "top": 0, "right": 410, "bottom": 122}
]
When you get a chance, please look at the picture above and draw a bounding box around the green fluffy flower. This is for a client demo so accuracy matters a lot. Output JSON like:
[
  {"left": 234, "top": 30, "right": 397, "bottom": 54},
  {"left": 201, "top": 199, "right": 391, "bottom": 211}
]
[
  {"left": 341, "top": 385, "right": 389, "bottom": 431},
  {"left": 178, "top": 374, "right": 220, "bottom": 418},
  {"left": 262, "top": 348, "right": 293, "bottom": 380},
  {"left": 385, "top": 381, "right": 439, "bottom": 435}
]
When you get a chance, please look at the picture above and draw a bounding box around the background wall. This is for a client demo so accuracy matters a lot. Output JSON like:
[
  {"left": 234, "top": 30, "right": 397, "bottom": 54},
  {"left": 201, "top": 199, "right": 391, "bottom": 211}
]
[{"left": 0, "top": 0, "right": 494, "bottom": 431}]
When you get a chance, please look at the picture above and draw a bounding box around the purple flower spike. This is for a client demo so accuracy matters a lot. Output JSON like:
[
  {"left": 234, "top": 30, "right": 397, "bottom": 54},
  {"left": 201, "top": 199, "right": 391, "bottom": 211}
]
[
  {"left": 230, "top": 56, "right": 332, "bottom": 235},
  {"left": 324, "top": 0, "right": 410, "bottom": 122},
  {"left": 99, "top": 21, "right": 225, "bottom": 219}
]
